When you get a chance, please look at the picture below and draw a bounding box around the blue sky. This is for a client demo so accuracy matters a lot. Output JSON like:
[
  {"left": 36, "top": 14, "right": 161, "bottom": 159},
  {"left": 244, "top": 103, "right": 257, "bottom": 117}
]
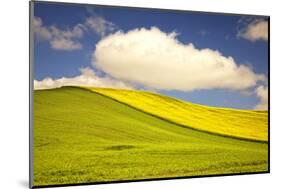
[{"left": 33, "top": 2, "right": 269, "bottom": 110}]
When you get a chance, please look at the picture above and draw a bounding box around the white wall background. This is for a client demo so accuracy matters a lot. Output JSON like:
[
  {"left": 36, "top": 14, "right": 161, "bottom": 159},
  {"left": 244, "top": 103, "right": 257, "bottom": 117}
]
[{"left": 0, "top": 0, "right": 279, "bottom": 188}]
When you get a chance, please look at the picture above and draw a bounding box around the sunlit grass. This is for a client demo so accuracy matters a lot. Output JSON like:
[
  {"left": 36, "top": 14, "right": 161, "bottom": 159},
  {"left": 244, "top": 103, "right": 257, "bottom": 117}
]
[{"left": 87, "top": 87, "right": 268, "bottom": 142}]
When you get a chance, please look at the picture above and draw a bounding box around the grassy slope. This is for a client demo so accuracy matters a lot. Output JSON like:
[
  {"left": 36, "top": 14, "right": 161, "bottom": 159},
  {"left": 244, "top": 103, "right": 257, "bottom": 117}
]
[
  {"left": 33, "top": 87, "right": 268, "bottom": 186},
  {"left": 88, "top": 87, "right": 268, "bottom": 142}
]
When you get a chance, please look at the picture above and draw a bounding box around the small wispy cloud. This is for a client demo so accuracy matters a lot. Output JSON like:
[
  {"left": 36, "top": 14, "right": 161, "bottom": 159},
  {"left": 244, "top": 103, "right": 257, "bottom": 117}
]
[
  {"left": 34, "top": 67, "right": 134, "bottom": 90},
  {"left": 33, "top": 17, "right": 52, "bottom": 41},
  {"left": 198, "top": 29, "right": 209, "bottom": 37},
  {"left": 85, "top": 16, "right": 117, "bottom": 38},
  {"left": 237, "top": 18, "right": 268, "bottom": 42},
  {"left": 255, "top": 85, "right": 268, "bottom": 110},
  {"left": 33, "top": 17, "right": 85, "bottom": 50},
  {"left": 50, "top": 38, "right": 82, "bottom": 51},
  {"left": 225, "top": 35, "right": 230, "bottom": 40},
  {"left": 34, "top": 12, "right": 117, "bottom": 50}
]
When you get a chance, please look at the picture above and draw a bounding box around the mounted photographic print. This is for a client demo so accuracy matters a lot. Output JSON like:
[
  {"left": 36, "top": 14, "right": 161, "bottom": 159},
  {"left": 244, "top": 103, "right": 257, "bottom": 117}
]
[{"left": 30, "top": 0, "right": 269, "bottom": 188}]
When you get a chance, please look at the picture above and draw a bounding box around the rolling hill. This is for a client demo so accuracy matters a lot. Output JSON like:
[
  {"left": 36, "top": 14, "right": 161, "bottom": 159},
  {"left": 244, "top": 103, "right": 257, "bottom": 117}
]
[
  {"left": 33, "top": 86, "right": 268, "bottom": 187},
  {"left": 88, "top": 87, "right": 268, "bottom": 142}
]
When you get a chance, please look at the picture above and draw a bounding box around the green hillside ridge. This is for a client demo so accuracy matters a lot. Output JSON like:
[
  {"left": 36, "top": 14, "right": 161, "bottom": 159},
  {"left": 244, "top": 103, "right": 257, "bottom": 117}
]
[
  {"left": 33, "top": 87, "right": 268, "bottom": 187},
  {"left": 87, "top": 87, "right": 268, "bottom": 142}
]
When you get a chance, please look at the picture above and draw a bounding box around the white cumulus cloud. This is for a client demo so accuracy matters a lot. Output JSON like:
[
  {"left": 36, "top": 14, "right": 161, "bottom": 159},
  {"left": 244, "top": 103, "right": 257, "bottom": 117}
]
[
  {"left": 34, "top": 68, "right": 133, "bottom": 90},
  {"left": 238, "top": 19, "right": 268, "bottom": 42},
  {"left": 255, "top": 85, "right": 268, "bottom": 110},
  {"left": 94, "top": 27, "right": 266, "bottom": 92}
]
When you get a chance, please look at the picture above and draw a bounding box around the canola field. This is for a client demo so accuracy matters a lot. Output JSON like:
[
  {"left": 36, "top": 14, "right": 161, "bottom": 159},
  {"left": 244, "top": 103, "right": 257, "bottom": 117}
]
[
  {"left": 33, "top": 86, "right": 268, "bottom": 187},
  {"left": 89, "top": 87, "right": 268, "bottom": 142}
]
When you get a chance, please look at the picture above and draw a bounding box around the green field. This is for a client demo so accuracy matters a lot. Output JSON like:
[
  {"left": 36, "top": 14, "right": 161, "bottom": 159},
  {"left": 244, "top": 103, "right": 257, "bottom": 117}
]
[{"left": 33, "top": 86, "right": 268, "bottom": 187}]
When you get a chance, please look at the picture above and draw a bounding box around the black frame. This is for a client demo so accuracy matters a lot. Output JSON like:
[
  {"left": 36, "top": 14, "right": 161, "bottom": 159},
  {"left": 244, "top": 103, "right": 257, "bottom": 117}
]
[{"left": 29, "top": 0, "right": 270, "bottom": 188}]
